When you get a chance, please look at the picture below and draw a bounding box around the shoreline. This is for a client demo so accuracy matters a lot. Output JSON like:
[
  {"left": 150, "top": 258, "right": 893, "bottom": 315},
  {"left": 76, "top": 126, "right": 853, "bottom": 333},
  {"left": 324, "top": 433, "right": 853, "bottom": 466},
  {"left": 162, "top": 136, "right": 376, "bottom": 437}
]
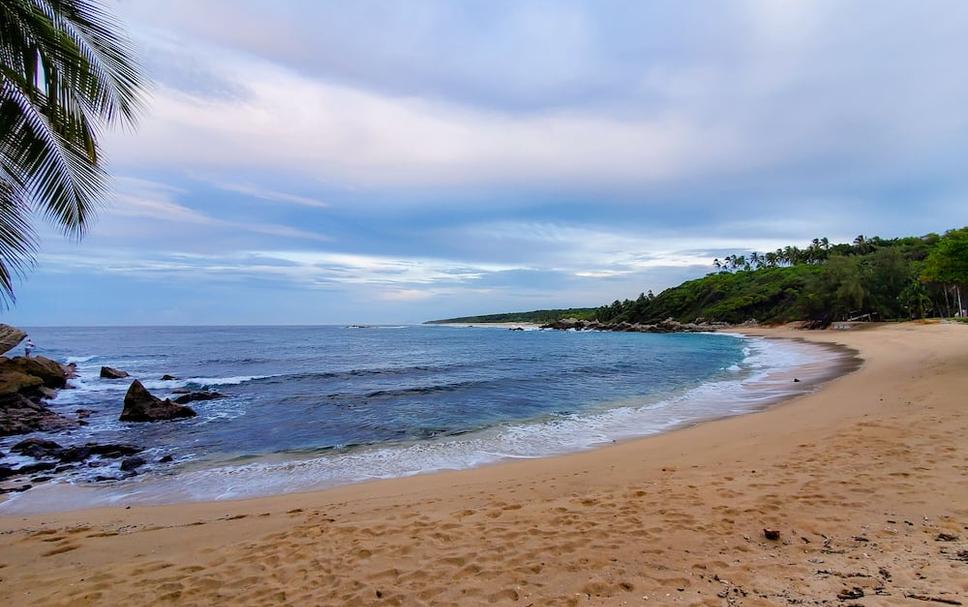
[
  {"left": 0, "top": 332, "right": 855, "bottom": 514},
  {"left": 2, "top": 323, "right": 966, "bottom": 605}
]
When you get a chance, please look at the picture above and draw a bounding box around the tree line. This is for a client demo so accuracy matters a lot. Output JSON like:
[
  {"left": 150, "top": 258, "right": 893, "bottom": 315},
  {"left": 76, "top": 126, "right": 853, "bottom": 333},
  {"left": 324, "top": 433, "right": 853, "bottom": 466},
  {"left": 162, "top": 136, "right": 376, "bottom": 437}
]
[{"left": 597, "top": 228, "right": 968, "bottom": 325}]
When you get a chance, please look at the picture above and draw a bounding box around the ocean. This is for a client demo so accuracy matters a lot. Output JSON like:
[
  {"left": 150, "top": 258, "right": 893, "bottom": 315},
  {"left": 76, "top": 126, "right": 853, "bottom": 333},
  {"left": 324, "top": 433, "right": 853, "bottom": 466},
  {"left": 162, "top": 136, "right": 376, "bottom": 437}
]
[{"left": 0, "top": 325, "right": 839, "bottom": 511}]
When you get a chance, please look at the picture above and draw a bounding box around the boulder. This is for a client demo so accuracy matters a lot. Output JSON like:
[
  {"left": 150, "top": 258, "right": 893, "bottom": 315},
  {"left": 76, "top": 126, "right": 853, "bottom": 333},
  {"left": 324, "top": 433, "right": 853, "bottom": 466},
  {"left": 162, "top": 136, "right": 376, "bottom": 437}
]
[
  {"left": 160, "top": 374, "right": 177, "bottom": 381},
  {"left": 55, "top": 444, "right": 140, "bottom": 463},
  {"left": 172, "top": 390, "right": 224, "bottom": 404},
  {"left": 11, "top": 438, "right": 62, "bottom": 459},
  {"left": 120, "top": 380, "right": 196, "bottom": 422},
  {"left": 0, "top": 370, "right": 44, "bottom": 397},
  {"left": 100, "top": 366, "right": 129, "bottom": 379},
  {"left": 0, "top": 393, "right": 76, "bottom": 436},
  {"left": 56, "top": 446, "right": 93, "bottom": 462},
  {"left": 0, "top": 324, "right": 26, "bottom": 355},
  {"left": 3, "top": 356, "right": 69, "bottom": 389},
  {"left": 88, "top": 444, "right": 141, "bottom": 458},
  {"left": 119, "top": 456, "right": 146, "bottom": 472}
]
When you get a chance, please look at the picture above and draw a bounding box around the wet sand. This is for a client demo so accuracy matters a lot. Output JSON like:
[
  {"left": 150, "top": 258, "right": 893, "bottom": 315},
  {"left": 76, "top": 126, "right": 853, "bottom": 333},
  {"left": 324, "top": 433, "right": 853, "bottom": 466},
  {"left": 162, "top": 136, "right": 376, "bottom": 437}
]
[{"left": 1, "top": 322, "right": 966, "bottom": 606}]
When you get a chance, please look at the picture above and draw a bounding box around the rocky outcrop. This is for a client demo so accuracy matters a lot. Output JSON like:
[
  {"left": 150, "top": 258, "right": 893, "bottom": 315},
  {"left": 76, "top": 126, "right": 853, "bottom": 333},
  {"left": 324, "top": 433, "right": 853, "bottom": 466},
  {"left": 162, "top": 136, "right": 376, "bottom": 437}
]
[
  {"left": 3, "top": 356, "right": 69, "bottom": 389},
  {"left": 120, "top": 380, "right": 197, "bottom": 422},
  {"left": 160, "top": 374, "right": 177, "bottom": 381},
  {"left": 172, "top": 390, "right": 224, "bottom": 404},
  {"left": 0, "top": 324, "right": 26, "bottom": 355},
  {"left": 1, "top": 439, "right": 143, "bottom": 489},
  {"left": 11, "top": 438, "right": 141, "bottom": 463},
  {"left": 0, "top": 355, "right": 75, "bottom": 436},
  {"left": 10, "top": 438, "right": 62, "bottom": 458},
  {"left": 100, "top": 366, "right": 129, "bottom": 379},
  {"left": 539, "top": 317, "right": 718, "bottom": 333}
]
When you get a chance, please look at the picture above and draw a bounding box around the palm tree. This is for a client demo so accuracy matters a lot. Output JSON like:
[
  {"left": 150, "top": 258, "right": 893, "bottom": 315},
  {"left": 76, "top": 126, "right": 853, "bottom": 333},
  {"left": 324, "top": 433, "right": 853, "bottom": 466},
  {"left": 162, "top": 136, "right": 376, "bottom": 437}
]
[{"left": 0, "top": 0, "right": 143, "bottom": 304}]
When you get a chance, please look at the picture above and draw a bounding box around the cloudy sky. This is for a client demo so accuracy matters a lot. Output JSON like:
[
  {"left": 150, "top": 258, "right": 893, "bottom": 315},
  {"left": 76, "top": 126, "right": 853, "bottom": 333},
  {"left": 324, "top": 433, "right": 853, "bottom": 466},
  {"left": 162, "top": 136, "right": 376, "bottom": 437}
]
[{"left": 7, "top": 0, "right": 968, "bottom": 325}]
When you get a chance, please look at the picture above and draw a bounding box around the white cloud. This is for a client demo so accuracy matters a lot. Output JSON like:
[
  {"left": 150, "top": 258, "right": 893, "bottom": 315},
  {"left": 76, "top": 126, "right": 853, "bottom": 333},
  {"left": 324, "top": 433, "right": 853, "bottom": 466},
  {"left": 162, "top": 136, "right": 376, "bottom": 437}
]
[
  {"left": 103, "top": 176, "right": 329, "bottom": 242},
  {"left": 206, "top": 180, "right": 329, "bottom": 209}
]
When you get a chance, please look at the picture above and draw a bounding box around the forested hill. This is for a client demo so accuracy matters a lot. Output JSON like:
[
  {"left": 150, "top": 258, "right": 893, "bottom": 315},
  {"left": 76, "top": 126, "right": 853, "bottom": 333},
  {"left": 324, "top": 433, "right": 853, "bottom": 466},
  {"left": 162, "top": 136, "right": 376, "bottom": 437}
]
[
  {"left": 427, "top": 227, "right": 968, "bottom": 326},
  {"left": 425, "top": 308, "right": 597, "bottom": 325}
]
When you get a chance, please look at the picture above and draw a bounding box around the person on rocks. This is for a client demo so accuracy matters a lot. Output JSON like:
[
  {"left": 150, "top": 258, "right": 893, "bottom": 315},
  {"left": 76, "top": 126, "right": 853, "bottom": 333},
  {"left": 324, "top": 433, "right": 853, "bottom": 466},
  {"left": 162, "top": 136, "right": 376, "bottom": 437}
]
[{"left": 24, "top": 336, "right": 34, "bottom": 358}]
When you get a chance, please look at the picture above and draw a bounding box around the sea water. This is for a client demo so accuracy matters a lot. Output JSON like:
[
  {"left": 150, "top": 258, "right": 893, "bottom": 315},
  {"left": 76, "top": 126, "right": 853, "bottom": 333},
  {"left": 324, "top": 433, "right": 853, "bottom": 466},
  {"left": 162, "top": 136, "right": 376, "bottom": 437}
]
[{"left": 0, "top": 325, "right": 842, "bottom": 511}]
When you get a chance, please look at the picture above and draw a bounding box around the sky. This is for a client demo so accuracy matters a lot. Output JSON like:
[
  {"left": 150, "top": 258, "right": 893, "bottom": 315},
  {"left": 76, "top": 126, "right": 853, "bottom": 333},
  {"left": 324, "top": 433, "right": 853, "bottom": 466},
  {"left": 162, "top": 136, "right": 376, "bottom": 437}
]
[{"left": 6, "top": 0, "right": 968, "bottom": 325}]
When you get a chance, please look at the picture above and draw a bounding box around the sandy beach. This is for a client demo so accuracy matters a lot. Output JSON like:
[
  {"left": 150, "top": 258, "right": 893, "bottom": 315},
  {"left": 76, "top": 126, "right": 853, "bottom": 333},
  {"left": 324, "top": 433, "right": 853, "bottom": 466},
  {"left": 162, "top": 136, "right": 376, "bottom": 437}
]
[{"left": 1, "top": 322, "right": 966, "bottom": 606}]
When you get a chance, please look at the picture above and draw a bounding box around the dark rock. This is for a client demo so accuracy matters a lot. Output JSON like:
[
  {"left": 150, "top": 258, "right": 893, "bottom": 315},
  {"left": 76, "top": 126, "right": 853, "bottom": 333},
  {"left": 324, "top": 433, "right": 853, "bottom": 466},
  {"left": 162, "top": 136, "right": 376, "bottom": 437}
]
[
  {"left": 0, "top": 484, "right": 31, "bottom": 494},
  {"left": 100, "top": 366, "right": 129, "bottom": 379},
  {"left": 508, "top": 327, "right": 524, "bottom": 331},
  {"left": 88, "top": 443, "right": 141, "bottom": 458},
  {"left": 11, "top": 437, "right": 62, "bottom": 458},
  {"left": 119, "top": 456, "right": 146, "bottom": 471},
  {"left": 75, "top": 408, "right": 94, "bottom": 419},
  {"left": 12, "top": 441, "right": 140, "bottom": 465},
  {"left": 793, "top": 378, "right": 801, "bottom": 383},
  {"left": 57, "top": 446, "right": 93, "bottom": 463},
  {"left": 159, "top": 454, "right": 174, "bottom": 463},
  {"left": 171, "top": 388, "right": 191, "bottom": 394},
  {"left": 173, "top": 390, "right": 224, "bottom": 404},
  {"left": 93, "top": 475, "right": 117, "bottom": 482},
  {"left": 120, "top": 380, "right": 196, "bottom": 422},
  {"left": 30, "top": 475, "right": 52, "bottom": 483},
  {"left": 936, "top": 532, "right": 958, "bottom": 542},
  {"left": 837, "top": 587, "right": 864, "bottom": 600},
  {"left": 0, "top": 393, "right": 76, "bottom": 436},
  {"left": 0, "top": 461, "right": 57, "bottom": 479},
  {"left": 160, "top": 374, "right": 177, "bottom": 381},
  {"left": 0, "top": 356, "right": 76, "bottom": 436},
  {"left": 763, "top": 528, "right": 781, "bottom": 541}
]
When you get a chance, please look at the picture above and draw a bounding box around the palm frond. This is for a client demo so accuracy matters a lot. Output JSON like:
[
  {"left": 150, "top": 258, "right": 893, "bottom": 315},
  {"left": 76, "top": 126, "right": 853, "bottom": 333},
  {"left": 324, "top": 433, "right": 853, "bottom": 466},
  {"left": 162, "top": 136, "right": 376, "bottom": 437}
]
[
  {"left": 0, "top": 0, "right": 144, "bottom": 303},
  {"left": 0, "top": 168, "right": 37, "bottom": 305}
]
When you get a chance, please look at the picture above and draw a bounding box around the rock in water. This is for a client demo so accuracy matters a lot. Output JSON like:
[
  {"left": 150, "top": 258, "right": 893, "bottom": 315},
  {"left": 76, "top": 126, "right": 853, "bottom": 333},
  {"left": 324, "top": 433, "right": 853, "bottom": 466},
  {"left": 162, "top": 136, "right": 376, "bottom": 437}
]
[
  {"left": 100, "top": 366, "right": 129, "bottom": 379},
  {"left": 120, "top": 380, "right": 197, "bottom": 422},
  {"left": 0, "top": 356, "right": 75, "bottom": 436},
  {"left": 160, "top": 374, "right": 177, "bottom": 381},
  {"left": 4, "top": 356, "right": 69, "bottom": 389},
  {"left": 172, "top": 390, "right": 224, "bottom": 404},
  {"left": 120, "top": 456, "right": 146, "bottom": 471},
  {"left": 10, "top": 438, "right": 62, "bottom": 459}
]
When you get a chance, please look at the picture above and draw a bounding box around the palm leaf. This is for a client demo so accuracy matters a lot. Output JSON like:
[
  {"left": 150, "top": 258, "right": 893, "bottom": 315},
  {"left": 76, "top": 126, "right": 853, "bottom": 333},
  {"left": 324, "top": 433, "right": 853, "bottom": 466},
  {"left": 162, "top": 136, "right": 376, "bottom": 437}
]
[{"left": 0, "top": 0, "right": 143, "bottom": 305}]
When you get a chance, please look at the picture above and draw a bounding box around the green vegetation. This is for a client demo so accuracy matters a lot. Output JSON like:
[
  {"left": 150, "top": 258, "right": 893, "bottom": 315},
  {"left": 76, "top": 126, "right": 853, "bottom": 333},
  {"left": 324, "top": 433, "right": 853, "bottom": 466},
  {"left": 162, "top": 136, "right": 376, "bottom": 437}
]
[
  {"left": 0, "top": 0, "right": 144, "bottom": 303},
  {"left": 432, "top": 228, "right": 968, "bottom": 327},
  {"left": 426, "top": 307, "right": 597, "bottom": 325},
  {"left": 600, "top": 229, "right": 965, "bottom": 325}
]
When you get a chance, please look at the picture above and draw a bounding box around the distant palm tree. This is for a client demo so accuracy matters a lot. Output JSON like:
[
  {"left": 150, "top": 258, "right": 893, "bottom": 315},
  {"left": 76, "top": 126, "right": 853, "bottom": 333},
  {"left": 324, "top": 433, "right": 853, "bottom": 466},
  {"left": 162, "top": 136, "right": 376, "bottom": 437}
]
[{"left": 0, "top": 0, "right": 143, "bottom": 304}]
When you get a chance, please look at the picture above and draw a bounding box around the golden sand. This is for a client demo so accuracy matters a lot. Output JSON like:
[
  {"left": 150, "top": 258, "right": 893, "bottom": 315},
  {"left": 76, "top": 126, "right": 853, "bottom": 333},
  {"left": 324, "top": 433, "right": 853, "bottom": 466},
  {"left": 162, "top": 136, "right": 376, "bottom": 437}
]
[{"left": 1, "top": 323, "right": 966, "bottom": 606}]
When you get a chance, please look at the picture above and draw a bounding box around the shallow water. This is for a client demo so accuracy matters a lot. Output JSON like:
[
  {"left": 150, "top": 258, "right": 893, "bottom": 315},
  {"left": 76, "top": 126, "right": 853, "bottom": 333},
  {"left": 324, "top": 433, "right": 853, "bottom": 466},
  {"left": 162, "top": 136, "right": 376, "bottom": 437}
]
[{"left": 0, "top": 325, "right": 840, "bottom": 512}]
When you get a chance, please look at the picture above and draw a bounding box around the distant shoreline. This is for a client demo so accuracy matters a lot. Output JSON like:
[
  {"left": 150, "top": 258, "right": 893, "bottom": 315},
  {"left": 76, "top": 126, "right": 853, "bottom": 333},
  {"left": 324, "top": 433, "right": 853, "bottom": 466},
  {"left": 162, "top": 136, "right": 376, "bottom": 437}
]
[{"left": 430, "top": 321, "right": 543, "bottom": 328}]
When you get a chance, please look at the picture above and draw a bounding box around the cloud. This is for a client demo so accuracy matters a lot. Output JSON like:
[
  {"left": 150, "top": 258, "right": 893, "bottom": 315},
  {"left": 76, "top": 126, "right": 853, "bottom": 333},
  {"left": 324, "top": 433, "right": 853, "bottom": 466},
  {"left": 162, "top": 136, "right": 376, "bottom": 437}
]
[
  {"left": 10, "top": 1, "right": 968, "bottom": 325},
  {"left": 104, "top": 177, "right": 329, "bottom": 242},
  {"left": 206, "top": 180, "right": 329, "bottom": 209}
]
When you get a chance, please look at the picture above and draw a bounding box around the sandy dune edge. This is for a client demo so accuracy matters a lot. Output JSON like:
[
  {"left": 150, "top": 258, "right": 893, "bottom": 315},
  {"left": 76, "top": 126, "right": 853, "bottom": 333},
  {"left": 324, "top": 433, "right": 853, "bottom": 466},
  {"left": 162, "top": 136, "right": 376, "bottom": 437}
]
[{"left": 1, "top": 323, "right": 966, "bottom": 606}]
